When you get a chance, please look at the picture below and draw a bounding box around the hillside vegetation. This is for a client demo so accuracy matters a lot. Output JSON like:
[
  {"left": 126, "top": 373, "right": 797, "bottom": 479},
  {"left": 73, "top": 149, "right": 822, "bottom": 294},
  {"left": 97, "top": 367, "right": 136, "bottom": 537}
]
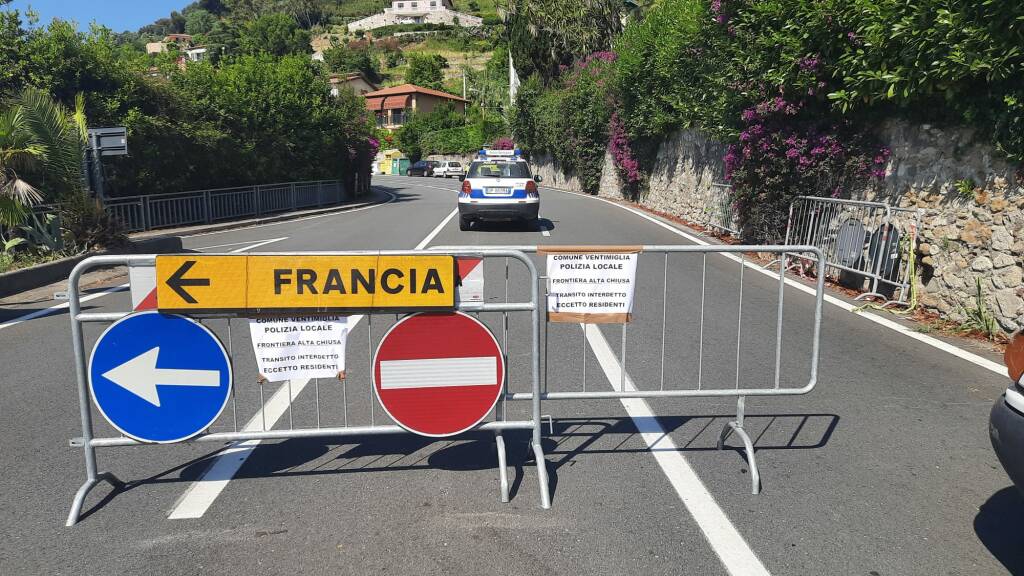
[{"left": 508, "top": 0, "right": 1024, "bottom": 243}]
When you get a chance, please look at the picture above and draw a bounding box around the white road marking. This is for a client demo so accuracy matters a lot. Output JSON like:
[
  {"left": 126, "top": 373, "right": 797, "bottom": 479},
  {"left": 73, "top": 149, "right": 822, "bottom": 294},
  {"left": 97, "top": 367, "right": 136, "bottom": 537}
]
[
  {"left": 182, "top": 189, "right": 397, "bottom": 239},
  {"left": 550, "top": 186, "right": 1006, "bottom": 376},
  {"left": 583, "top": 323, "right": 771, "bottom": 576},
  {"left": 194, "top": 238, "right": 284, "bottom": 251},
  {"left": 169, "top": 206, "right": 456, "bottom": 519},
  {"left": 416, "top": 208, "right": 458, "bottom": 250},
  {"left": 0, "top": 284, "right": 128, "bottom": 332},
  {"left": 224, "top": 236, "right": 288, "bottom": 253},
  {"left": 166, "top": 308, "right": 355, "bottom": 519}
]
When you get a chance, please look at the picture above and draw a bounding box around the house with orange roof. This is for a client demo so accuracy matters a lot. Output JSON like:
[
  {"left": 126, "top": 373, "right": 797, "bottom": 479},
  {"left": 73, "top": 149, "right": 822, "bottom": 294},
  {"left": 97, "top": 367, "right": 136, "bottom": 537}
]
[{"left": 363, "top": 83, "right": 467, "bottom": 130}]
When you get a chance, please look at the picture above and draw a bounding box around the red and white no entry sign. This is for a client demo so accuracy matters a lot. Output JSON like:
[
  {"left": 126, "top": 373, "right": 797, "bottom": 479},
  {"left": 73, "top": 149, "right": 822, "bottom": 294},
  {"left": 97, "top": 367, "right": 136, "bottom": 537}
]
[{"left": 373, "top": 312, "right": 505, "bottom": 437}]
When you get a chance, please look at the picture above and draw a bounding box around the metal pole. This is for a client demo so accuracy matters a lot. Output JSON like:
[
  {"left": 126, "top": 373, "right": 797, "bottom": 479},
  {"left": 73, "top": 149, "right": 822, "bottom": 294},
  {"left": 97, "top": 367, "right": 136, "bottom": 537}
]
[{"left": 66, "top": 261, "right": 123, "bottom": 526}]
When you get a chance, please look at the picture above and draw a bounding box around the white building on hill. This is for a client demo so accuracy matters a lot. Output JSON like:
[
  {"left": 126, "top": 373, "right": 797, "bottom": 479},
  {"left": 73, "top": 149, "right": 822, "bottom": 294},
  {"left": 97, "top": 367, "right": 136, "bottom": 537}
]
[{"left": 348, "top": 0, "right": 482, "bottom": 32}]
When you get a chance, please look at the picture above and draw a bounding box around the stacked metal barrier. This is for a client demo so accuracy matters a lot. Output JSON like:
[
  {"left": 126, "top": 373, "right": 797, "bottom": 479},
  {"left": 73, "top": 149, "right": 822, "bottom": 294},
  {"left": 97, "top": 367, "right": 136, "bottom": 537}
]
[
  {"left": 776, "top": 196, "right": 921, "bottom": 306},
  {"left": 66, "top": 244, "right": 825, "bottom": 524}
]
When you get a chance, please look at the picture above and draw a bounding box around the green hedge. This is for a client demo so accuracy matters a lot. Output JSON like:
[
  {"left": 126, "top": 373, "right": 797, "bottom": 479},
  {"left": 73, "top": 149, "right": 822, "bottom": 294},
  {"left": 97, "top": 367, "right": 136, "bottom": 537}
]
[{"left": 513, "top": 0, "right": 1024, "bottom": 241}]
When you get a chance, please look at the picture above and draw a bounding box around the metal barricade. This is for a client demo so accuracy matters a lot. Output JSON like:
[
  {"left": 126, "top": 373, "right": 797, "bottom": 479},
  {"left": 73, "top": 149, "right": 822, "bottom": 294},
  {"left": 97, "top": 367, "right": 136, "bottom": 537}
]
[
  {"left": 703, "top": 182, "right": 739, "bottom": 236},
  {"left": 775, "top": 196, "right": 921, "bottom": 306},
  {"left": 434, "top": 244, "right": 826, "bottom": 495},
  {"left": 64, "top": 249, "right": 549, "bottom": 526}
]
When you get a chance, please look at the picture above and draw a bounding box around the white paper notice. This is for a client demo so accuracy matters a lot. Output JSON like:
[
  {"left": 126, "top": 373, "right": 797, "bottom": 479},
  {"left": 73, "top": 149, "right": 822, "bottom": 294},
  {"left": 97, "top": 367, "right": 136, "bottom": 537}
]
[
  {"left": 546, "top": 252, "right": 638, "bottom": 323},
  {"left": 249, "top": 316, "right": 348, "bottom": 382}
]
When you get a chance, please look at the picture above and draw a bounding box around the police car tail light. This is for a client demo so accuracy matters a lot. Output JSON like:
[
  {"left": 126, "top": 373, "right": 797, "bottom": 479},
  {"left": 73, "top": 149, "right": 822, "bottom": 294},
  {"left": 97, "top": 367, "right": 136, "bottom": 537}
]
[
  {"left": 526, "top": 180, "right": 539, "bottom": 197},
  {"left": 461, "top": 179, "right": 472, "bottom": 195}
]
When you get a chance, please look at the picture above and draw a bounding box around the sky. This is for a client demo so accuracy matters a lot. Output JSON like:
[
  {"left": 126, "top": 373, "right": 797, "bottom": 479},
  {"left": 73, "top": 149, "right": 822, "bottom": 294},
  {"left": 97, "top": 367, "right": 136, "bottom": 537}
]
[{"left": 3, "top": 0, "right": 188, "bottom": 32}]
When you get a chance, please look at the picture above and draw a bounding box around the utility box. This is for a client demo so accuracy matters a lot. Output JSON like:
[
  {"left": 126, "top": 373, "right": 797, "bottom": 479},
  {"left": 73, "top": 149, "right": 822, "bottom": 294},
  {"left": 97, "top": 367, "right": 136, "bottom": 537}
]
[{"left": 377, "top": 149, "right": 406, "bottom": 175}]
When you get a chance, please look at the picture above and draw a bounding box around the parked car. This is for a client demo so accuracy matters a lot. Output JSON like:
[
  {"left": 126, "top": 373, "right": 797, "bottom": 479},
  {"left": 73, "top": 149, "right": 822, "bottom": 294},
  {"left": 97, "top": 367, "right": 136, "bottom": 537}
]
[
  {"left": 406, "top": 160, "right": 439, "bottom": 177},
  {"left": 991, "top": 331, "right": 1024, "bottom": 497},
  {"left": 458, "top": 149, "right": 542, "bottom": 231},
  {"left": 433, "top": 160, "right": 465, "bottom": 179}
]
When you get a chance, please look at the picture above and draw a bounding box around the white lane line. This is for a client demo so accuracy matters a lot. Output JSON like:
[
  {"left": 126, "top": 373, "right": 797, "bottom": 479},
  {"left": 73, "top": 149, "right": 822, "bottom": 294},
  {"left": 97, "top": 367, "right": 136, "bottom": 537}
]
[
  {"left": 225, "top": 236, "right": 287, "bottom": 253},
  {"left": 583, "top": 323, "right": 771, "bottom": 576},
  {"left": 549, "top": 186, "right": 1005, "bottom": 376},
  {"left": 169, "top": 208, "right": 456, "bottom": 519},
  {"left": 0, "top": 284, "right": 129, "bottom": 332},
  {"left": 195, "top": 238, "right": 284, "bottom": 251},
  {"left": 0, "top": 237, "right": 287, "bottom": 333},
  {"left": 416, "top": 208, "right": 458, "bottom": 249},
  {"left": 182, "top": 189, "right": 397, "bottom": 239},
  {"left": 169, "top": 316, "right": 364, "bottom": 519}
]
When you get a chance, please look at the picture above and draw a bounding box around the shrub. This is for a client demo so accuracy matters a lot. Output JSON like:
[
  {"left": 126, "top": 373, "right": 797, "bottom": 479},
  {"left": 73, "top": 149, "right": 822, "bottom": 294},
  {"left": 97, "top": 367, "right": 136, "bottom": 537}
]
[
  {"left": 725, "top": 97, "right": 888, "bottom": 242},
  {"left": 512, "top": 54, "right": 615, "bottom": 194}
]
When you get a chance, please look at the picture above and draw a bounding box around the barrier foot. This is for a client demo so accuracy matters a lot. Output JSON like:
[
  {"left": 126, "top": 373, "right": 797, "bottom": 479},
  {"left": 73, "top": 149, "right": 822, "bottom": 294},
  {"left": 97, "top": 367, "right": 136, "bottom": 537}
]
[
  {"left": 495, "top": 432, "right": 510, "bottom": 503},
  {"left": 718, "top": 422, "right": 761, "bottom": 495},
  {"left": 853, "top": 291, "right": 887, "bottom": 302},
  {"left": 531, "top": 440, "right": 551, "bottom": 509},
  {"left": 66, "top": 472, "right": 125, "bottom": 527}
]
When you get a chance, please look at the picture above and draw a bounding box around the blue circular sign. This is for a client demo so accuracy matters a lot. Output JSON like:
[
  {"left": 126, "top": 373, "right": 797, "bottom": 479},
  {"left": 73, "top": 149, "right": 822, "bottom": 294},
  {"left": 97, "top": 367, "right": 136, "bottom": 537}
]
[{"left": 88, "top": 311, "right": 232, "bottom": 443}]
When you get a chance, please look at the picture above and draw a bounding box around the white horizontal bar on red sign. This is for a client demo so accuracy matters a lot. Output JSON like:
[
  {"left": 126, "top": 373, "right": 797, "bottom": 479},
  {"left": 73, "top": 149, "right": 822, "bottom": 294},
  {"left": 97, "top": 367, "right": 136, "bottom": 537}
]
[{"left": 379, "top": 357, "right": 497, "bottom": 389}]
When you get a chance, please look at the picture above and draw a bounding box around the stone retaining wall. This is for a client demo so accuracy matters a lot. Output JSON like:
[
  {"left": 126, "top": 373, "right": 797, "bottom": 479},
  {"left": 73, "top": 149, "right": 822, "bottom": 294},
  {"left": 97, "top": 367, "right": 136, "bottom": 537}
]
[{"left": 529, "top": 121, "right": 1024, "bottom": 331}]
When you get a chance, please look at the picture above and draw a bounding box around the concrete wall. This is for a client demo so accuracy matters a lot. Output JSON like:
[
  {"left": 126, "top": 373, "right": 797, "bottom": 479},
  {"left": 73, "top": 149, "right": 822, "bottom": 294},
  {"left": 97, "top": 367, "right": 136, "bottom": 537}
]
[{"left": 530, "top": 121, "right": 1024, "bottom": 331}]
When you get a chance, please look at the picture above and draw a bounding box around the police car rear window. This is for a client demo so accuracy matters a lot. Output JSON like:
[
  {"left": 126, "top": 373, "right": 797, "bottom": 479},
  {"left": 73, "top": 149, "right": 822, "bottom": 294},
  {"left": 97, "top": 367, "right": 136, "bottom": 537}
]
[{"left": 468, "top": 161, "right": 531, "bottom": 178}]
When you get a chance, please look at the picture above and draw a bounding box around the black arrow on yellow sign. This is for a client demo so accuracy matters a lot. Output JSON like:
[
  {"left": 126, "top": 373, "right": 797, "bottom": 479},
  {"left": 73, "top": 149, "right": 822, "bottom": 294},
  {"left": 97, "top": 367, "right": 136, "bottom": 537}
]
[{"left": 166, "top": 260, "right": 210, "bottom": 304}]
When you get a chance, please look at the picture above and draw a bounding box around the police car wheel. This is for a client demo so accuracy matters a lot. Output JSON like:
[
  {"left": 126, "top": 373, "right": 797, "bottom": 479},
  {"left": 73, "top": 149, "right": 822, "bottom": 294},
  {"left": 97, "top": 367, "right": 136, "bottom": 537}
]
[{"left": 459, "top": 216, "right": 472, "bottom": 231}]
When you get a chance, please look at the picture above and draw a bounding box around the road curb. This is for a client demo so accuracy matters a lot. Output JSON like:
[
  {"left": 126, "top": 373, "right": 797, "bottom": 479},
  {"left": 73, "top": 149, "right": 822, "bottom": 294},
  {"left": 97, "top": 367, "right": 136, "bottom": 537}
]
[
  {"left": 0, "top": 235, "right": 182, "bottom": 299},
  {"left": 130, "top": 190, "right": 390, "bottom": 239}
]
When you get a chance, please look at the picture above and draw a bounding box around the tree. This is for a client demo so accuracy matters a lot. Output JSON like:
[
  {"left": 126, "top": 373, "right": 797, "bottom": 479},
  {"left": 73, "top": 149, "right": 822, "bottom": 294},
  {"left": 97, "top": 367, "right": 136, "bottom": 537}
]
[
  {"left": 0, "top": 106, "right": 41, "bottom": 225},
  {"left": 504, "top": 0, "right": 624, "bottom": 80},
  {"left": 185, "top": 9, "right": 217, "bottom": 35},
  {"left": 238, "top": 13, "right": 310, "bottom": 57},
  {"left": 322, "top": 43, "right": 380, "bottom": 82},
  {"left": 0, "top": 88, "right": 87, "bottom": 224},
  {"left": 406, "top": 53, "right": 448, "bottom": 89},
  {"left": 0, "top": 9, "right": 30, "bottom": 95}
]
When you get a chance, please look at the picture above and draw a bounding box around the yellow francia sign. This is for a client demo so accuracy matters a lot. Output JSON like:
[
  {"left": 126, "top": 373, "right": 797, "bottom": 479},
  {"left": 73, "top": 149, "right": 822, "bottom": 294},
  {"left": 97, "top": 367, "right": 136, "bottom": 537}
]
[{"left": 155, "top": 254, "right": 456, "bottom": 313}]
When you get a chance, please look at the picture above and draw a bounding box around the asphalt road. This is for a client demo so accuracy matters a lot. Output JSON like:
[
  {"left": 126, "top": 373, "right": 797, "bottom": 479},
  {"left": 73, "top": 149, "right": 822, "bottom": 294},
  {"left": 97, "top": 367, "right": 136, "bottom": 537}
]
[{"left": 0, "top": 174, "right": 1021, "bottom": 576}]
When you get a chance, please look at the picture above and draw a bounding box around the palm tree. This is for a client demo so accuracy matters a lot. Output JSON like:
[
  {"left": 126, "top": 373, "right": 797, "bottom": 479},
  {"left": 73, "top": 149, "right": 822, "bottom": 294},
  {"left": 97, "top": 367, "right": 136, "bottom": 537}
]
[
  {"left": 0, "top": 89, "right": 87, "bottom": 226},
  {"left": 0, "top": 106, "right": 44, "bottom": 226}
]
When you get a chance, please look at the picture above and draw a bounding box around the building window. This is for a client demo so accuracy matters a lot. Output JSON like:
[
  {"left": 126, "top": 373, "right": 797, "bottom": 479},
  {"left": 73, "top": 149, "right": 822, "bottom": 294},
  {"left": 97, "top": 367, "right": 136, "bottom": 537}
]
[
  {"left": 430, "top": 1, "right": 436, "bottom": 5},
  {"left": 376, "top": 113, "right": 385, "bottom": 128},
  {"left": 391, "top": 109, "right": 405, "bottom": 126},
  {"left": 396, "top": 2, "right": 403, "bottom": 7},
  {"left": 411, "top": 1, "right": 418, "bottom": 7}
]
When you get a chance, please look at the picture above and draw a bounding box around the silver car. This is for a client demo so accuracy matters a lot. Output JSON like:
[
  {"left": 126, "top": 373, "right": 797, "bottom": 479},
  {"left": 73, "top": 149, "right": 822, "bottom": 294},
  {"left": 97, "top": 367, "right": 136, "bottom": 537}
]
[{"left": 433, "top": 160, "right": 465, "bottom": 179}]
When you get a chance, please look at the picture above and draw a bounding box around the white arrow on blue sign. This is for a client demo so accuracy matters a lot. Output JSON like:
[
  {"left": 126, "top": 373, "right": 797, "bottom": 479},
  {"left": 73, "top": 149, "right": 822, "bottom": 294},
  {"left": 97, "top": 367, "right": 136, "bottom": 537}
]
[{"left": 89, "top": 311, "right": 232, "bottom": 443}]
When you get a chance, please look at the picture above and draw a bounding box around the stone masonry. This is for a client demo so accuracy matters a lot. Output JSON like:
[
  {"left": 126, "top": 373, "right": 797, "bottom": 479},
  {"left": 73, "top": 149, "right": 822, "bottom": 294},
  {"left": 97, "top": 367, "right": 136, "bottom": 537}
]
[{"left": 527, "top": 120, "right": 1024, "bottom": 332}]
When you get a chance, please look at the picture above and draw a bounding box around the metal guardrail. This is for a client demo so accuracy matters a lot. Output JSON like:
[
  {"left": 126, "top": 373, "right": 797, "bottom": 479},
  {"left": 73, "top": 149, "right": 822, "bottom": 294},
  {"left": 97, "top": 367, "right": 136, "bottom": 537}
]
[
  {"left": 774, "top": 196, "right": 921, "bottom": 306},
  {"left": 104, "top": 180, "right": 346, "bottom": 232}
]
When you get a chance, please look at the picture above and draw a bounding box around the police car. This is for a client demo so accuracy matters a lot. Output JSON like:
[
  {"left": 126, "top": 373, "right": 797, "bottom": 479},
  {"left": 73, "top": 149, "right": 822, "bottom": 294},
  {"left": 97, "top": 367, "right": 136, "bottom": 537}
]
[{"left": 458, "top": 149, "right": 542, "bottom": 231}]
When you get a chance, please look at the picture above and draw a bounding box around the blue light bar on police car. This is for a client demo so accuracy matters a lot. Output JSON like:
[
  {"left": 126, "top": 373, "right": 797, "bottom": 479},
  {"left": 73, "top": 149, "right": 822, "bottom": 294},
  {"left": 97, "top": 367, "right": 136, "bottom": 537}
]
[{"left": 479, "top": 149, "right": 521, "bottom": 158}]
